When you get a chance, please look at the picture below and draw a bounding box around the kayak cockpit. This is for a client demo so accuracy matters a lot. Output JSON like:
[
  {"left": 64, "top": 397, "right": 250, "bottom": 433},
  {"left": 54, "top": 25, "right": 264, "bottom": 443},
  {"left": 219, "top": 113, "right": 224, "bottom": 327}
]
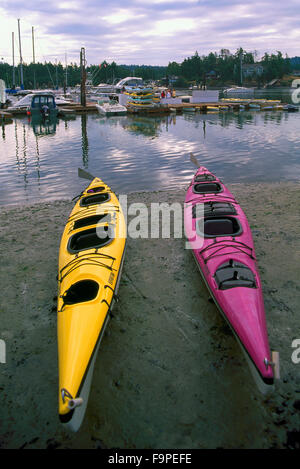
[
  {"left": 62, "top": 280, "right": 100, "bottom": 305},
  {"left": 198, "top": 216, "right": 243, "bottom": 238},
  {"left": 193, "top": 182, "right": 223, "bottom": 194},
  {"left": 67, "top": 226, "right": 114, "bottom": 253},
  {"left": 80, "top": 192, "right": 111, "bottom": 206}
]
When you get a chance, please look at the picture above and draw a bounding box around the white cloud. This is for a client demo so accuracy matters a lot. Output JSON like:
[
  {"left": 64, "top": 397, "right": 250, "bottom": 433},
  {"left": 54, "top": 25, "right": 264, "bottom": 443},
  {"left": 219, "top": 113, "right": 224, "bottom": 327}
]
[{"left": 0, "top": 1, "right": 300, "bottom": 66}]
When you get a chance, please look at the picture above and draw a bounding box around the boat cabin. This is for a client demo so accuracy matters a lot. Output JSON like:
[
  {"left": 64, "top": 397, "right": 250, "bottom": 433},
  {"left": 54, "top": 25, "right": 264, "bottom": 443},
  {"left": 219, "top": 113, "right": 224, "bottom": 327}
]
[{"left": 31, "top": 93, "right": 56, "bottom": 110}]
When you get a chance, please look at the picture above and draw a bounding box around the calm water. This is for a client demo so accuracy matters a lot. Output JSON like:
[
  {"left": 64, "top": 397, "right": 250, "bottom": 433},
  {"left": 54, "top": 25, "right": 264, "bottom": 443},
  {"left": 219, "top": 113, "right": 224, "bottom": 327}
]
[{"left": 1, "top": 105, "right": 300, "bottom": 206}]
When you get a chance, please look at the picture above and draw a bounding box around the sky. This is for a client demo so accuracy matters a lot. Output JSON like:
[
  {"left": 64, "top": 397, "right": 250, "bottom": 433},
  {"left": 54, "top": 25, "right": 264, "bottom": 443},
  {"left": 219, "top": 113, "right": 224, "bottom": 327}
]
[{"left": 0, "top": 0, "right": 299, "bottom": 67}]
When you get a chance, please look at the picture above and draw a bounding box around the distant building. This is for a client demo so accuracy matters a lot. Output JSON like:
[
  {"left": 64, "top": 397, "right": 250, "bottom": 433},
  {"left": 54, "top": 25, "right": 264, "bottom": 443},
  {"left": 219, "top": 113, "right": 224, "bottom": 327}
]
[
  {"left": 242, "top": 63, "right": 264, "bottom": 77},
  {"left": 168, "top": 75, "right": 178, "bottom": 84},
  {"left": 206, "top": 70, "right": 217, "bottom": 78}
]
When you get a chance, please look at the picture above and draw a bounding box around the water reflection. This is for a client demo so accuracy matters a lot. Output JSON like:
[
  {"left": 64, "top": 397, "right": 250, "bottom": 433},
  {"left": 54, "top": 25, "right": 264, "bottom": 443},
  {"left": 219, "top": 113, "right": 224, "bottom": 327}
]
[
  {"left": 30, "top": 114, "right": 57, "bottom": 137},
  {"left": 81, "top": 114, "right": 89, "bottom": 167},
  {"left": 121, "top": 115, "right": 171, "bottom": 138},
  {"left": 1, "top": 118, "right": 13, "bottom": 140},
  {"left": 0, "top": 107, "right": 300, "bottom": 206}
]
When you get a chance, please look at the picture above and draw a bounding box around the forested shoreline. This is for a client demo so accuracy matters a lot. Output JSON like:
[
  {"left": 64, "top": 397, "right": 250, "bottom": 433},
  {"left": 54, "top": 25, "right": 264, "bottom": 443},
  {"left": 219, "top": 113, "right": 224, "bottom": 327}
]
[{"left": 0, "top": 48, "right": 297, "bottom": 89}]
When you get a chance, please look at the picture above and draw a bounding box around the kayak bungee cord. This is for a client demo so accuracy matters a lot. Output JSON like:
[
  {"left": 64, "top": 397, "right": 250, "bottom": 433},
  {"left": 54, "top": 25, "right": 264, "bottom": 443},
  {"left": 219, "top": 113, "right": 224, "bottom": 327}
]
[
  {"left": 199, "top": 239, "right": 255, "bottom": 264},
  {"left": 59, "top": 252, "right": 117, "bottom": 284}
]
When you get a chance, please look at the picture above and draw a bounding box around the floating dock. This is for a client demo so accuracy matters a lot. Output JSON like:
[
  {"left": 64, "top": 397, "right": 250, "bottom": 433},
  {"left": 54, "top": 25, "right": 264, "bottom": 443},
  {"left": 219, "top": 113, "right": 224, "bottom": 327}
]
[
  {"left": 165, "top": 100, "right": 285, "bottom": 113},
  {"left": 7, "top": 103, "right": 98, "bottom": 116},
  {"left": 4, "top": 98, "right": 291, "bottom": 117}
]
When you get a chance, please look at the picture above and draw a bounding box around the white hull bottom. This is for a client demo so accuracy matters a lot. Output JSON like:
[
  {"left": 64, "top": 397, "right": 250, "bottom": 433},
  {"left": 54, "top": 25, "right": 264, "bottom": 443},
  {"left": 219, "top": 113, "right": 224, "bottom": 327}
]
[{"left": 63, "top": 247, "right": 126, "bottom": 432}]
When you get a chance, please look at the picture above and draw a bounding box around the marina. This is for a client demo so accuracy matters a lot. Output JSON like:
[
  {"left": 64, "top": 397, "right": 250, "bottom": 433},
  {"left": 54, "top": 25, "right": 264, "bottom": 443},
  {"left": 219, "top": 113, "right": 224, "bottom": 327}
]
[
  {"left": 4, "top": 96, "right": 294, "bottom": 116},
  {"left": 1, "top": 103, "right": 300, "bottom": 206}
]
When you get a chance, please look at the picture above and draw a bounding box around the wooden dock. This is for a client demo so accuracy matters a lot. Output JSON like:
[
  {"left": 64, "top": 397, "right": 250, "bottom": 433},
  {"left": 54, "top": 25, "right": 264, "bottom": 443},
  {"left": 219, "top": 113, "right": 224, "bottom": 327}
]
[
  {"left": 6, "top": 102, "right": 98, "bottom": 116},
  {"left": 4, "top": 98, "right": 288, "bottom": 117},
  {"left": 165, "top": 100, "right": 285, "bottom": 113}
]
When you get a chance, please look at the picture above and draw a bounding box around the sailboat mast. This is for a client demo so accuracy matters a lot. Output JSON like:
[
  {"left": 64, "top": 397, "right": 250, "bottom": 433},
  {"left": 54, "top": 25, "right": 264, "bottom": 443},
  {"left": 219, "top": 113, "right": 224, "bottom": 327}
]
[
  {"left": 32, "top": 26, "right": 36, "bottom": 89},
  {"left": 65, "top": 52, "right": 68, "bottom": 88},
  {"left": 12, "top": 32, "right": 16, "bottom": 89},
  {"left": 17, "top": 18, "right": 24, "bottom": 89}
]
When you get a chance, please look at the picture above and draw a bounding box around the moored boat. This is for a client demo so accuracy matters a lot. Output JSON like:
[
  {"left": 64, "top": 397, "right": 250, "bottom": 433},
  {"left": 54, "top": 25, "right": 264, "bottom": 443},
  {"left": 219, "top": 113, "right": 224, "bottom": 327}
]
[
  {"left": 96, "top": 100, "right": 127, "bottom": 116},
  {"left": 7, "top": 91, "right": 59, "bottom": 117},
  {"left": 28, "top": 93, "right": 58, "bottom": 117},
  {"left": 184, "top": 163, "right": 279, "bottom": 393},
  {"left": 57, "top": 172, "right": 126, "bottom": 431}
]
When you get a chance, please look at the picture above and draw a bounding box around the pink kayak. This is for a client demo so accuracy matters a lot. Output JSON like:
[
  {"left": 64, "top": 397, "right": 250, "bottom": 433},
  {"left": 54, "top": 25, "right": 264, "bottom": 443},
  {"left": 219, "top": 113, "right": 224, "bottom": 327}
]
[{"left": 184, "top": 165, "right": 279, "bottom": 393}]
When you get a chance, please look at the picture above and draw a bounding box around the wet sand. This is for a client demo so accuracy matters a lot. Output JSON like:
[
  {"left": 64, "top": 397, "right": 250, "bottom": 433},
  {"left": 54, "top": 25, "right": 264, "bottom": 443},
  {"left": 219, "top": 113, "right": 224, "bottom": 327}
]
[{"left": 0, "top": 182, "right": 300, "bottom": 449}]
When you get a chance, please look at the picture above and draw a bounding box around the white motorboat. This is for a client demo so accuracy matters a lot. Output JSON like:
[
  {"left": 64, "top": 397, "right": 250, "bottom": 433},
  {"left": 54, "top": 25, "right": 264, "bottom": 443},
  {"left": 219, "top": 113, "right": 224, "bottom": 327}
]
[
  {"left": 87, "top": 91, "right": 118, "bottom": 103},
  {"left": 7, "top": 91, "right": 72, "bottom": 111},
  {"left": 114, "top": 77, "right": 143, "bottom": 93},
  {"left": 95, "top": 83, "right": 116, "bottom": 93},
  {"left": 224, "top": 86, "right": 254, "bottom": 96},
  {"left": 96, "top": 100, "right": 127, "bottom": 116}
]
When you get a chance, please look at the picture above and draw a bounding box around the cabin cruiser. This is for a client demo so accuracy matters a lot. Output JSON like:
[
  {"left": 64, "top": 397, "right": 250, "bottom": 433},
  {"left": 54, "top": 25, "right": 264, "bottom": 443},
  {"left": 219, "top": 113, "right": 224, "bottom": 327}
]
[
  {"left": 7, "top": 92, "right": 58, "bottom": 117},
  {"left": 114, "top": 77, "right": 144, "bottom": 93},
  {"left": 7, "top": 91, "right": 72, "bottom": 110},
  {"left": 28, "top": 93, "right": 58, "bottom": 117},
  {"left": 223, "top": 86, "right": 254, "bottom": 96}
]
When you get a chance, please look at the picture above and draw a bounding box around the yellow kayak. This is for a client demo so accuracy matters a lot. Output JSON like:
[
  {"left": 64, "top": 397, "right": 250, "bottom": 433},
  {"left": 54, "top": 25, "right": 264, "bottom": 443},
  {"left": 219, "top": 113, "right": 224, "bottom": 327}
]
[{"left": 57, "top": 175, "right": 126, "bottom": 431}]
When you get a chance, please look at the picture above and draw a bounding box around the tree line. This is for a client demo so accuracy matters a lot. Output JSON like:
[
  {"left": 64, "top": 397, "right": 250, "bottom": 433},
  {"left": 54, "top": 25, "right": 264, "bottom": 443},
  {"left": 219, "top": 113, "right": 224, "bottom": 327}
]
[
  {"left": 0, "top": 48, "right": 293, "bottom": 89},
  {"left": 0, "top": 60, "right": 167, "bottom": 89},
  {"left": 167, "top": 48, "right": 292, "bottom": 86}
]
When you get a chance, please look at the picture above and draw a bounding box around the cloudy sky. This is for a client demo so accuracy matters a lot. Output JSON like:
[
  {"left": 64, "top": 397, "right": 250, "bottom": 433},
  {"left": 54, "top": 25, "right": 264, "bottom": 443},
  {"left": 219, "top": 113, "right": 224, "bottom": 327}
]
[{"left": 0, "top": 0, "right": 299, "bottom": 66}]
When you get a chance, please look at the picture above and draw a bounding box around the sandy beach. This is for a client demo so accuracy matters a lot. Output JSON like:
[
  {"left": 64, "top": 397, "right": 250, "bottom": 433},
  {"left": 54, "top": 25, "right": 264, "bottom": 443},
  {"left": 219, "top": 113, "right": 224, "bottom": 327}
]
[{"left": 0, "top": 182, "right": 300, "bottom": 449}]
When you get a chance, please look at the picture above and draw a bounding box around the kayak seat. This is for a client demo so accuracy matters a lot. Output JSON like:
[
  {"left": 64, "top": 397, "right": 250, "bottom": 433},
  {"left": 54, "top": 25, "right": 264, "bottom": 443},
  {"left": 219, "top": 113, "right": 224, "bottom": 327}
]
[
  {"left": 193, "top": 182, "right": 222, "bottom": 194},
  {"left": 68, "top": 226, "right": 113, "bottom": 253},
  {"left": 193, "top": 202, "right": 237, "bottom": 218},
  {"left": 198, "top": 216, "right": 242, "bottom": 238},
  {"left": 62, "top": 280, "right": 99, "bottom": 305},
  {"left": 214, "top": 260, "right": 256, "bottom": 290},
  {"left": 80, "top": 193, "right": 110, "bottom": 207},
  {"left": 73, "top": 213, "right": 111, "bottom": 230}
]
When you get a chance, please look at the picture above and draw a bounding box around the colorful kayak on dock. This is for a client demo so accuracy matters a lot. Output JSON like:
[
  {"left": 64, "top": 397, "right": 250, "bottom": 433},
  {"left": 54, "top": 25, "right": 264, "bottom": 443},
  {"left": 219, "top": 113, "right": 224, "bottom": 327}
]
[
  {"left": 184, "top": 164, "right": 279, "bottom": 393},
  {"left": 57, "top": 175, "right": 126, "bottom": 431}
]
